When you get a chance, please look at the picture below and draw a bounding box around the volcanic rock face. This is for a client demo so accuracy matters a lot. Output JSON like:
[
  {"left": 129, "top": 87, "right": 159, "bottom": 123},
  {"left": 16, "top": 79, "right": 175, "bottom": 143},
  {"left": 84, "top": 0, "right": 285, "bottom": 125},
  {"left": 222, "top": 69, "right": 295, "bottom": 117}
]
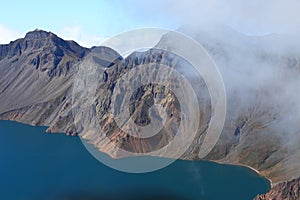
[
  {"left": 0, "top": 29, "right": 300, "bottom": 199},
  {"left": 0, "top": 30, "right": 89, "bottom": 135},
  {"left": 72, "top": 48, "right": 210, "bottom": 159}
]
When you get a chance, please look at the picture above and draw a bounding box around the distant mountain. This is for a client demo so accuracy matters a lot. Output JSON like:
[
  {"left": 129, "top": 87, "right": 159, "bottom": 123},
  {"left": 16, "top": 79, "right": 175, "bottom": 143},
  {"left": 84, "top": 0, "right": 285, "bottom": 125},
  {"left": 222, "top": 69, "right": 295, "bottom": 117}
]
[{"left": 0, "top": 29, "right": 299, "bottom": 199}]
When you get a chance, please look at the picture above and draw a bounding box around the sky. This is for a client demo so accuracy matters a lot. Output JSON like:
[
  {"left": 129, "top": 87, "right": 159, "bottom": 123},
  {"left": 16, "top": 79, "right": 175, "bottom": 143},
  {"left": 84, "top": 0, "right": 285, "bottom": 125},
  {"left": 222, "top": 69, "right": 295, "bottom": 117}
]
[{"left": 1, "top": 0, "right": 300, "bottom": 47}]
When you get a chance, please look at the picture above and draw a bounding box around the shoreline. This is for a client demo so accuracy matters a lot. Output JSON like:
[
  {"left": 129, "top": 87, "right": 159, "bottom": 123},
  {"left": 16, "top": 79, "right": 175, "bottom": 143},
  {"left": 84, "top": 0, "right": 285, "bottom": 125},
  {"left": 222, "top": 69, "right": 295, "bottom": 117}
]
[
  {"left": 0, "top": 119, "right": 276, "bottom": 189},
  {"left": 210, "top": 160, "right": 273, "bottom": 187}
]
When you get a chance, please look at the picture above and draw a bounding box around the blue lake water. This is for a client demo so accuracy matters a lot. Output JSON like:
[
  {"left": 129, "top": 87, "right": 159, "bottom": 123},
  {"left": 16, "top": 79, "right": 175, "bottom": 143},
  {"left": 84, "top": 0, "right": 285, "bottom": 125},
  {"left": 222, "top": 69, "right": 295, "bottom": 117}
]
[{"left": 0, "top": 120, "right": 270, "bottom": 200}]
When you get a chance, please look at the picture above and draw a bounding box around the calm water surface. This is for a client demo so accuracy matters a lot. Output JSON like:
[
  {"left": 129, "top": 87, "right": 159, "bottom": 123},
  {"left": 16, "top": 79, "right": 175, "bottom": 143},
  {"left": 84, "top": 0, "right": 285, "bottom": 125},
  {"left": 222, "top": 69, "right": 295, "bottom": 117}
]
[{"left": 0, "top": 120, "right": 270, "bottom": 200}]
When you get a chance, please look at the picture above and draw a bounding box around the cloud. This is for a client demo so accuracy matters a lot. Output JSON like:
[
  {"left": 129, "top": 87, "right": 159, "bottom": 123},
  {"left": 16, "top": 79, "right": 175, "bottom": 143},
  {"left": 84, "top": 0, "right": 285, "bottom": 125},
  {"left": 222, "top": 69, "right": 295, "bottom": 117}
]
[
  {"left": 59, "top": 25, "right": 107, "bottom": 47},
  {"left": 124, "top": 0, "right": 300, "bottom": 35},
  {"left": 0, "top": 24, "right": 23, "bottom": 44}
]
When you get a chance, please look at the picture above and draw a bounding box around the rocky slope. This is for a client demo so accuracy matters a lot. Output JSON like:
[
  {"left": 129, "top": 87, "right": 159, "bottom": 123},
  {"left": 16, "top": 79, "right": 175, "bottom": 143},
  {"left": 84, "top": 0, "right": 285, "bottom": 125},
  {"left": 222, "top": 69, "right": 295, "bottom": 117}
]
[
  {"left": 158, "top": 27, "right": 300, "bottom": 184},
  {"left": 255, "top": 177, "right": 299, "bottom": 200},
  {"left": 0, "top": 30, "right": 88, "bottom": 135},
  {"left": 0, "top": 29, "right": 299, "bottom": 199},
  {"left": 72, "top": 47, "right": 211, "bottom": 159}
]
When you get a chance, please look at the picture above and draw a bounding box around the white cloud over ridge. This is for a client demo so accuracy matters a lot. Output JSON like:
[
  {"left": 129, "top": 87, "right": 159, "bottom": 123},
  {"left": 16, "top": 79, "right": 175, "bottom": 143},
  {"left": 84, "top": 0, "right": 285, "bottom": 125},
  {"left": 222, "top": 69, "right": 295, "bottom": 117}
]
[
  {"left": 59, "top": 25, "right": 107, "bottom": 48},
  {"left": 126, "top": 0, "right": 300, "bottom": 35},
  {"left": 1, "top": 0, "right": 300, "bottom": 44},
  {"left": 0, "top": 24, "right": 23, "bottom": 44}
]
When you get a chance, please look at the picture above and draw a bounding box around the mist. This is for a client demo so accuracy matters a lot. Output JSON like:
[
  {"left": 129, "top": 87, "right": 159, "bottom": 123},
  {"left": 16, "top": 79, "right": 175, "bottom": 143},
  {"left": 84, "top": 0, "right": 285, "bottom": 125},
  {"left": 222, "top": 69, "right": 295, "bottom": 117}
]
[
  {"left": 123, "top": 0, "right": 300, "bottom": 35},
  {"left": 112, "top": 1, "right": 298, "bottom": 178},
  {"left": 176, "top": 23, "right": 300, "bottom": 153}
]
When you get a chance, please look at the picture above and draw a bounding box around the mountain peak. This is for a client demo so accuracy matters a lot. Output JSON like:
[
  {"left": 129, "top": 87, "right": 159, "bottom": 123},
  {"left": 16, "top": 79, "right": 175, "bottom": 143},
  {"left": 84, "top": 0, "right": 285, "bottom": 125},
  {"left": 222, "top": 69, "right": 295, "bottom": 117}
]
[{"left": 25, "top": 29, "right": 57, "bottom": 40}]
